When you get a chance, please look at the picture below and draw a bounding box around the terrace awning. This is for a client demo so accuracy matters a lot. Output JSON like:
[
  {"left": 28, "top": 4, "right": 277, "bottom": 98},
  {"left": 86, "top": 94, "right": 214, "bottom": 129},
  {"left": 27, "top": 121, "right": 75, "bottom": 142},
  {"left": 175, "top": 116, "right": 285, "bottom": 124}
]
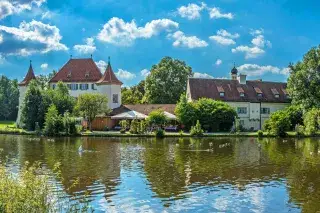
[
  {"left": 164, "top": 111, "right": 177, "bottom": 120},
  {"left": 111, "top": 110, "right": 148, "bottom": 120}
]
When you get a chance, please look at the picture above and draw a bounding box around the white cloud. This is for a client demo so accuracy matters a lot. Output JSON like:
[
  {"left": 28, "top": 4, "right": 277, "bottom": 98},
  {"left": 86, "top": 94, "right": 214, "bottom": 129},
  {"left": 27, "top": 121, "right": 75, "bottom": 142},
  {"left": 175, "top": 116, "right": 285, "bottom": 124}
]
[
  {"left": 115, "top": 69, "right": 136, "bottom": 80},
  {"left": 250, "top": 28, "right": 264, "bottom": 36},
  {"left": 40, "top": 63, "right": 48, "bottom": 69},
  {"left": 217, "top": 29, "right": 239, "bottom": 39},
  {"left": 232, "top": 46, "right": 265, "bottom": 59},
  {"left": 0, "top": 34, "right": 3, "bottom": 43},
  {"left": 251, "top": 35, "right": 272, "bottom": 48},
  {"left": 208, "top": 7, "right": 233, "bottom": 19},
  {"left": 0, "top": 20, "right": 68, "bottom": 56},
  {"left": 0, "top": 0, "right": 46, "bottom": 20},
  {"left": 209, "top": 29, "right": 239, "bottom": 46},
  {"left": 74, "top": 37, "right": 96, "bottom": 54},
  {"left": 168, "top": 31, "right": 208, "bottom": 48},
  {"left": 41, "top": 11, "right": 53, "bottom": 20},
  {"left": 0, "top": 54, "right": 5, "bottom": 64},
  {"left": 193, "top": 72, "right": 213, "bottom": 78},
  {"left": 215, "top": 59, "right": 222, "bottom": 66},
  {"left": 95, "top": 60, "right": 107, "bottom": 72},
  {"left": 177, "top": 2, "right": 206, "bottom": 20},
  {"left": 97, "top": 17, "right": 179, "bottom": 46},
  {"left": 140, "top": 69, "right": 150, "bottom": 77},
  {"left": 209, "top": 35, "right": 235, "bottom": 45},
  {"left": 238, "top": 64, "right": 289, "bottom": 76}
]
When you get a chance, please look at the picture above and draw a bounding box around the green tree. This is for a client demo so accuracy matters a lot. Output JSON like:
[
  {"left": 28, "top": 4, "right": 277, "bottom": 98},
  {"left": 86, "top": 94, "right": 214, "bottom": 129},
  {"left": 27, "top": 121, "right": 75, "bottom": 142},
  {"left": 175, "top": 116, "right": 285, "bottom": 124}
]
[
  {"left": 36, "top": 70, "right": 57, "bottom": 89},
  {"left": 264, "top": 110, "right": 291, "bottom": 137},
  {"left": 21, "top": 80, "right": 44, "bottom": 130},
  {"left": 287, "top": 46, "right": 320, "bottom": 109},
  {"left": 51, "top": 81, "right": 75, "bottom": 115},
  {"left": 121, "top": 87, "right": 143, "bottom": 104},
  {"left": 147, "top": 109, "right": 168, "bottom": 129},
  {"left": 43, "top": 104, "right": 63, "bottom": 136},
  {"left": 304, "top": 108, "right": 320, "bottom": 135},
  {"left": 0, "top": 76, "right": 19, "bottom": 120},
  {"left": 175, "top": 94, "right": 197, "bottom": 129},
  {"left": 74, "top": 93, "right": 110, "bottom": 131},
  {"left": 145, "top": 57, "right": 192, "bottom": 104}
]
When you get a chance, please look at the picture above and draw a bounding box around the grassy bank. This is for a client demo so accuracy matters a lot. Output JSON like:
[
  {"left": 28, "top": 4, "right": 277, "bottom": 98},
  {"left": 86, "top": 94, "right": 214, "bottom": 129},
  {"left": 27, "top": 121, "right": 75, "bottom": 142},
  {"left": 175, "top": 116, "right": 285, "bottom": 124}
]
[{"left": 0, "top": 121, "right": 31, "bottom": 135}]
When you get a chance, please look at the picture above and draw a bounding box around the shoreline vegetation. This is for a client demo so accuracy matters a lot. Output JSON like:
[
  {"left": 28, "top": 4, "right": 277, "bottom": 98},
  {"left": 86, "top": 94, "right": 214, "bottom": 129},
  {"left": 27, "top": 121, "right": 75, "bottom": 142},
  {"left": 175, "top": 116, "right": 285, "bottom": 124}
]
[{"left": 1, "top": 121, "right": 319, "bottom": 138}]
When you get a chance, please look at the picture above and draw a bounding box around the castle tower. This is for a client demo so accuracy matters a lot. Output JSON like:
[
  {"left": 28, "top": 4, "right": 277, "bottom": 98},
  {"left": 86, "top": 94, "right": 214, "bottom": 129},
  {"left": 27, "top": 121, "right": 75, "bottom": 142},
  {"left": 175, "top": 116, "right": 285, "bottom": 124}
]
[
  {"left": 231, "top": 63, "right": 238, "bottom": 80},
  {"left": 96, "top": 57, "right": 123, "bottom": 109},
  {"left": 16, "top": 61, "right": 36, "bottom": 126}
]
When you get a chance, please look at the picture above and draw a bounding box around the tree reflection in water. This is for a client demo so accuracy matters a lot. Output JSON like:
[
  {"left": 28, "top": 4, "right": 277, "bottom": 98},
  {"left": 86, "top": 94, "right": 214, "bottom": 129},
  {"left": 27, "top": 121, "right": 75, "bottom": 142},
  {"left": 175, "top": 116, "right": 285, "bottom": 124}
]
[{"left": 0, "top": 135, "right": 319, "bottom": 212}]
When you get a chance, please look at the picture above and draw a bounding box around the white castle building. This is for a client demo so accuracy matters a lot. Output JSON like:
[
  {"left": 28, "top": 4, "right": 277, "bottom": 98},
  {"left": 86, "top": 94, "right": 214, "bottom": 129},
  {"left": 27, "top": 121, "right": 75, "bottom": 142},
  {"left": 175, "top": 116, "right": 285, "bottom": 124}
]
[{"left": 16, "top": 57, "right": 123, "bottom": 126}]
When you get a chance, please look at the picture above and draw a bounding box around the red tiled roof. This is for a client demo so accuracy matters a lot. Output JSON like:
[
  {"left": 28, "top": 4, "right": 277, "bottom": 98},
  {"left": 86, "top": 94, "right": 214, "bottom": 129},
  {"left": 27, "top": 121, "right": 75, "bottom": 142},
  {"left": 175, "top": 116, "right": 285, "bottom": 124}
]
[
  {"left": 254, "top": 87, "right": 262, "bottom": 94},
  {"left": 19, "top": 64, "right": 36, "bottom": 86},
  {"left": 109, "top": 104, "right": 176, "bottom": 116},
  {"left": 271, "top": 88, "right": 279, "bottom": 95},
  {"left": 217, "top": 86, "right": 224, "bottom": 93},
  {"left": 49, "top": 58, "right": 102, "bottom": 83},
  {"left": 96, "top": 62, "right": 122, "bottom": 85},
  {"left": 188, "top": 78, "right": 290, "bottom": 103}
]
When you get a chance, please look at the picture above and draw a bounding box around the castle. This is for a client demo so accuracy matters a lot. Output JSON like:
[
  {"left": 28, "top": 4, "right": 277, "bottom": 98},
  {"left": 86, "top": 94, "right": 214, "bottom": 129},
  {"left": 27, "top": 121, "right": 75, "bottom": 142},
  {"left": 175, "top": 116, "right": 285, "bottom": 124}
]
[{"left": 16, "top": 57, "right": 122, "bottom": 126}]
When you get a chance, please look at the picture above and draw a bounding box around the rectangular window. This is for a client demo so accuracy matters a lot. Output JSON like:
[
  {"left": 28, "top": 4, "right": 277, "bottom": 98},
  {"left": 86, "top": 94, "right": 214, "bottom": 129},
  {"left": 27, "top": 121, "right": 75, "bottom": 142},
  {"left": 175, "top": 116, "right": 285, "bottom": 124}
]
[
  {"left": 67, "top": 84, "right": 78, "bottom": 90},
  {"left": 80, "top": 84, "right": 89, "bottom": 90},
  {"left": 261, "top": 108, "right": 270, "bottom": 114},
  {"left": 240, "top": 92, "right": 245, "bottom": 97},
  {"left": 257, "top": 93, "right": 262, "bottom": 98},
  {"left": 237, "top": 107, "right": 247, "bottom": 114},
  {"left": 113, "top": 94, "right": 118, "bottom": 103},
  {"left": 52, "top": 84, "right": 56, "bottom": 89},
  {"left": 275, "top": 94, "right": 280, "bottom": 98},
  {"left": 91, "top": 84, "right": 97, "bottom": 90},
  {"left": 240, "top": 120, "right": 245, "bottom": 126},
  {"left": 219, "top": 92, "right": 225, "bottom": 97}
]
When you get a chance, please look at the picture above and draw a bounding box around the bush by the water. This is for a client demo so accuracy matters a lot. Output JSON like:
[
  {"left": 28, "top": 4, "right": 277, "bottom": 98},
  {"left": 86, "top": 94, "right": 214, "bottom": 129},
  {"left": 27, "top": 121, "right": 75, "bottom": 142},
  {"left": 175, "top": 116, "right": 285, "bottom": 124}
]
[
  {"left": 0, "top": 161, "right": 90, "bottom": 212},
  {"left": 264, "top": 110, "right": 290, "bottom": 137},
  {"left": 155, "top": 128, "right": 165, "bottom": 138},
  {"left": 304, "top": 108, "right": 320, "bottom": 135},
  {"left": 175, "top": 95, "right": 237, "bottom": 132},
  {"left": 190, "top": 120, "right": 204, "bottom": 136},
  {"left": 257, "top": 130, "right": 263, "bottom": 138}
]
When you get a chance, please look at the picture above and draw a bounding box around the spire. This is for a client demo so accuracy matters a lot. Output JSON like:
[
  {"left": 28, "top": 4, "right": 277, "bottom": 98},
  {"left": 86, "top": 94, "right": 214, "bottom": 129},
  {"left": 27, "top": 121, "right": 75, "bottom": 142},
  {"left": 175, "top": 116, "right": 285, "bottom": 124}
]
[
  {"left": 231, "top": 62, "right": 238, "bottom": 75},
  {"left": 19, "top": 61, "right": 36, "bottom": 86},
  {"left": 96, "top": 58, "right": 122, "bottom": 85}
]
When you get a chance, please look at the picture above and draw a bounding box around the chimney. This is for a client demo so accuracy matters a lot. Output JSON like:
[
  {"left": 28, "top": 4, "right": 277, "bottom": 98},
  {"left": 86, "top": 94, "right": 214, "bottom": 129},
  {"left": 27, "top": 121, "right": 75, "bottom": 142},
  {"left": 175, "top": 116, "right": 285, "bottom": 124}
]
[{"left": 238, "top": 73, "right": 247, "bottom": 84}]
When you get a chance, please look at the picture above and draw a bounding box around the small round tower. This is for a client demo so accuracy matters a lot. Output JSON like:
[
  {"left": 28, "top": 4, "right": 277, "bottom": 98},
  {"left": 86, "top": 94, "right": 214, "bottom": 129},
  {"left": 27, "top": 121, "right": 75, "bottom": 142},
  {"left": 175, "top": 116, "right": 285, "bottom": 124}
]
[{"left": 231, "top": 63, "right": 238, "bottom": 80}]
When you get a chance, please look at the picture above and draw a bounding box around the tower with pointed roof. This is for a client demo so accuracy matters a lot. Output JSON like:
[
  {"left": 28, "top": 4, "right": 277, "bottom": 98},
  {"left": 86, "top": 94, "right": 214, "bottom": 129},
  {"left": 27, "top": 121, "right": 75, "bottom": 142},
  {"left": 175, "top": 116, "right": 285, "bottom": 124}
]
[
  {"left": 96, "top": 57, "right": 123, "bottom": 109},
  {"left": 16, "top": 61, "right": 36, "bottom": 126}
]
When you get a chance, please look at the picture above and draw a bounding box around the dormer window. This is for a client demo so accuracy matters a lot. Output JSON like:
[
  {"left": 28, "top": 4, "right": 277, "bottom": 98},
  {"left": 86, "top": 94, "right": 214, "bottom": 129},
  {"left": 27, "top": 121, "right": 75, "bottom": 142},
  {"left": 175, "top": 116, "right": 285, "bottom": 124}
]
[
  {"left": 217, "top": 86, "right": 225, "bottom": 98},
  {"left": 237, "top": 87, "right": 245, "bottom": 97},
  {"left": 271, "top": 88, "right": 280, "bottom": 98},
  {"left": 67, "top": 72, "right": 72, "bottom": 78},
  {"left": 85, "top": 72, "right": 90, "bottom": 78},
  {"left": 254, "top": 87, "right": 263, "bottom": 98},
  {"left": 282, "top": 88, "right": 290, "bottom": 99}
]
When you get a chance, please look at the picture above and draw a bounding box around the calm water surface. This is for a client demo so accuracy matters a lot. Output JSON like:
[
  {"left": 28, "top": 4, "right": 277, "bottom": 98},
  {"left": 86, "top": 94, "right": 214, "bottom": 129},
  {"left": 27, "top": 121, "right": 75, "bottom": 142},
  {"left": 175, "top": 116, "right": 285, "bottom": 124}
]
[{"left": 1, "top": 135, "right": 320, "bottom": 213}]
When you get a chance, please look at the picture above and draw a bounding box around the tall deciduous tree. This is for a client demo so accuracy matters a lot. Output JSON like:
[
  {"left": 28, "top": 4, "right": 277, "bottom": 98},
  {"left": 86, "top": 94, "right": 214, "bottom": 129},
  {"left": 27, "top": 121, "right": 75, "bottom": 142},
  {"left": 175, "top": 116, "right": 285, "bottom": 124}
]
[
  {"left": 287, "top": 46, "right": 320, "bottom": 109},
  {"left": 145, "top": 57, "right": 192, "bottom": 104},
  {"left": 0, "top": 76, "right": 19, "bottom": 120},
  {"left": 75, "top": 93, "right": 110, "bottom": 131}
]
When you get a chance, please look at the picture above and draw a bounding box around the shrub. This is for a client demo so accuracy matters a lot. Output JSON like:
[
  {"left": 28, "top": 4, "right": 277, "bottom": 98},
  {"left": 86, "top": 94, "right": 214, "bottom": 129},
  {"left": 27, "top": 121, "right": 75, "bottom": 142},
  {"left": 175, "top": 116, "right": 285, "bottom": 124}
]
[
  {"left": 295, "top": 124, "right": 305, "bottom": 136},
  {"left": 179, "top": 130, "right": 184, "bottom": 136},
  {"left": 35, "top": 122, "right": 41, "bottom": 135},
  {"left": 147, "top": 109, "right": 168, "bottom": 128},
  {"left": 155, "top": 129, "right": 165, "bottom": 138},
  {"left": 265, "top": 111, "right": 290, "bottom": 137},
  {"left": 257, "top": 130, "right": 263, "bottom": 138},
  {"left": 304, "top": 108, "right": 320, "bottom": 135},
  {"left": 0, "top": 161, "right": 91, "bottom": 212},
  {"left": 138, "top": 120, "right": 147, "bottom": 134},
  {"left": 103, "top": 126, "right": 110, "bottom": 131},
  {"left": 175, "top": 96, "right": 237, "bottom": 132},
  {"left": 285, "top": 105, "right": 303, "bottom": 130},
  {"left": 129, "top": 119, "right": 139, "bottom": 134},
  {"left": 190, "top": 120, "right": 204, "bottom": 136},
  {"left": 63, "top": 112, "right": 77, "bottom": 135},
  {"left": 43, "top": 105, "right": 63, "bottom": 136},
  {"left": 120, "top": 129, "right": 126, "bottom": 134}
]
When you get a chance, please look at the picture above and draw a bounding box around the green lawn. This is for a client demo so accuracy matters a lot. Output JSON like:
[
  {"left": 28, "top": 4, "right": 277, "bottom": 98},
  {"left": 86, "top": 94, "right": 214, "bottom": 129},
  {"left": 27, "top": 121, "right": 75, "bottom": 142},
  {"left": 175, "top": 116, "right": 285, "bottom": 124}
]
[{"left": 0, "top": 121, "right": 16, "bottom": 129}]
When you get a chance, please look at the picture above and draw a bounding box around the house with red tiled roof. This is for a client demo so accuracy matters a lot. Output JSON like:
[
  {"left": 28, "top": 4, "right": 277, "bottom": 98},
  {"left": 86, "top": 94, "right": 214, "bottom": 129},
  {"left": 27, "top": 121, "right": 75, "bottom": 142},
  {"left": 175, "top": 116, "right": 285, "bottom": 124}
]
[
  {"left": 186, "top": 66, "right": 291, "bottom": 130},
  {"left": 48, "top": 57, "right": 123, "bottom": 109},
  {"left": 16, "top": 61, "right": 37, "bottom": 126}
]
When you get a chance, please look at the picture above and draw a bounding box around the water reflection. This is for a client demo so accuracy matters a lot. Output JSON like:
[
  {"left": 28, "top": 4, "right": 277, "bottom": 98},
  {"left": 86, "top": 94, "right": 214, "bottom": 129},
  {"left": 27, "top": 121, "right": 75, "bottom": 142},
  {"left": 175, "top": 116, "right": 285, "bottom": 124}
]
[{"left": 0, "top": 135, "right": 320, "bottom": 212}]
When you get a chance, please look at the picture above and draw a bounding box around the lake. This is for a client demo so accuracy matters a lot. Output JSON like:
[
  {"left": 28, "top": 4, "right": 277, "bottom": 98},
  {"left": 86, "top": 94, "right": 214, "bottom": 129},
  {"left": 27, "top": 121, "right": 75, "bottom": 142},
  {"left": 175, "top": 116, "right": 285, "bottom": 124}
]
[{"left": 0, "top": 135, "right": 319, "bottom": 213}]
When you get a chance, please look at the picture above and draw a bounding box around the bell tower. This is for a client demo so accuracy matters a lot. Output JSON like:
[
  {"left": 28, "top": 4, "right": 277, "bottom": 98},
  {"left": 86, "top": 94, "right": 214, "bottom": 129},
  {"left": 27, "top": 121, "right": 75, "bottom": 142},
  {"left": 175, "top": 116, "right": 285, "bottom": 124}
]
[{"left": 231, "top": 63, "right": 238, "bottom": 80}]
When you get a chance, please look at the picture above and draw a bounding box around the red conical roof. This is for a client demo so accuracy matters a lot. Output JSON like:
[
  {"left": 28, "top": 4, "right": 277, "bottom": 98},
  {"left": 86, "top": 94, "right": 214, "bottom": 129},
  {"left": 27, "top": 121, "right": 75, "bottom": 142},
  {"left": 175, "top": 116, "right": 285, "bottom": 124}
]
[
  {"left": 96, "top": 60, "right": 122, "bottom": 85},
  {"left": 19, "top": 62, "right": 36, "bottom": 86}
]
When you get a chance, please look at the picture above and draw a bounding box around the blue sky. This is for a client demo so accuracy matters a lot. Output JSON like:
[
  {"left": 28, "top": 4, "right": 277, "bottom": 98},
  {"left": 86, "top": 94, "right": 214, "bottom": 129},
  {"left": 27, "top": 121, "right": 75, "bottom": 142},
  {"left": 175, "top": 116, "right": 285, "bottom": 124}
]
[{"left": 0, "top": 0, "right": 318, "bottom": 86}]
